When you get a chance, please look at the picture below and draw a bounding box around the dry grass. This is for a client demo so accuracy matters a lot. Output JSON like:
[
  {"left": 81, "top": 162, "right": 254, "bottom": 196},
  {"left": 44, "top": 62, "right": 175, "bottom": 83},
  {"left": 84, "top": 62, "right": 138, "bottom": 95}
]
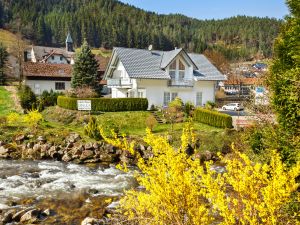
[{"left": 0, "top": 29, "right": 28, "bottom": 54}]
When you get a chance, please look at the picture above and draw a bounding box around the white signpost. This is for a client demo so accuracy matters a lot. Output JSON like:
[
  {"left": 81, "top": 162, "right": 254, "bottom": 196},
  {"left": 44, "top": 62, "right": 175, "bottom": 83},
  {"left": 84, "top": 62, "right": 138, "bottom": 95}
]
[{"left": 77, "top": 100, "right": 92, "bottom": 111}]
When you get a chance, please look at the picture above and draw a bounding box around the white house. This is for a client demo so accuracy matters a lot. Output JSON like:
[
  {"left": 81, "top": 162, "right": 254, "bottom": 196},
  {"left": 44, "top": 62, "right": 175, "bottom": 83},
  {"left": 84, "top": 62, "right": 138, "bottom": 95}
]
[
  {"left": 24, "top": 33, "right": 75, "bottom": 65},
  {"left": 23, "top": 33, "right": 74, "bottom": 94},
  {"left": 104, "top": 47, "right": 226, "bottom": 107},
  {"left": 23, "top": 62, "right": 72, "bottom": 95}
]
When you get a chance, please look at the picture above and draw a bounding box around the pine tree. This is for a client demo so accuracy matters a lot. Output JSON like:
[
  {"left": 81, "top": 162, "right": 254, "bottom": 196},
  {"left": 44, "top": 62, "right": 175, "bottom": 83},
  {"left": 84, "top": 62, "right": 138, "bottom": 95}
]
[
  {"left": 0, "top": 43, "right": 9, "bottom": 85},
  {"left": 71, "top": 39, "right": 101, "bottom": 94}
]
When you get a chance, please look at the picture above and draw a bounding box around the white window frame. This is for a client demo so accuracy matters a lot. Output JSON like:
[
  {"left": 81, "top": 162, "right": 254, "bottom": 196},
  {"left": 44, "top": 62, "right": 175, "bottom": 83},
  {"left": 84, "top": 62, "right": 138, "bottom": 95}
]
[
  {"left": 164, "top": 92, "right": 178, "bottom": 106},
  {"left": 196, "top": 92, "right": 203, "bottom": 106}
]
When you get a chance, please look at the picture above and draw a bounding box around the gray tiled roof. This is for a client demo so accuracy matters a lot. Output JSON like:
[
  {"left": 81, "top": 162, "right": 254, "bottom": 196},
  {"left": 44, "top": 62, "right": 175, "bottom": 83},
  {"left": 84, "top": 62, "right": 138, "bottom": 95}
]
[
  {"left": 189, "top": 54, "right": 226, "bottom": 81},
  {"left": 160, "top": 48, "right": 182, "bottom": 68},
  {"left": 111, "top": 47, "right": 226, "bottom": 81},
  {"left": 26, "top": 46, "right": 75, "bottom": 62},
  {"left": 115, "top": 47, "right": 170, "bottom": 79}
]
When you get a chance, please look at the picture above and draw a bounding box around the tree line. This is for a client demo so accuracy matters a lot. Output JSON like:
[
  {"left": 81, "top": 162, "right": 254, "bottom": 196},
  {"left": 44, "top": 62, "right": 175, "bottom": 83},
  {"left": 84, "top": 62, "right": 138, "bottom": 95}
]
[{"left": 0, "top": 0, "right": 282, "bottom": 60}]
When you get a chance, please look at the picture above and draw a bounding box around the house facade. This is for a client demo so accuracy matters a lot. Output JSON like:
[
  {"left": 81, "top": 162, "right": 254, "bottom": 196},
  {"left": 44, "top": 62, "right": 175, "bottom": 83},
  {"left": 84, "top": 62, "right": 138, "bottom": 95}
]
[
  {"left": 23, "top": 33, "right": 74, "bottom": 94},
  {"left": 104, "top": 47, "right": 226, "bottom": 107},
  {"left": 24, "top": 33, "right": 75, "bottom": 65},
  {"left": 24, "top": 62, "right": 72, "bottom": 95}
]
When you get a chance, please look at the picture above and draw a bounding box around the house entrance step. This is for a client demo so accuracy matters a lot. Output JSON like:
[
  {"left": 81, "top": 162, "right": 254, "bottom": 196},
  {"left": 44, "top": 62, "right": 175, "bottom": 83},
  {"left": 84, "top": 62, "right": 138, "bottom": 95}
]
[{"left": 150, "top": 111, "right": 165, "bottom": 124}]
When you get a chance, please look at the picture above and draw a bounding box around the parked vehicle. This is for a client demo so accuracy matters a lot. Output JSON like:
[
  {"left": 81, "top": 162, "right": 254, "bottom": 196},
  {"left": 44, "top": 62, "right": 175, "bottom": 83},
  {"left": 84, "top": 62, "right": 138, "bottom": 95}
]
[{"left": 222, "top": 103, "right": 244, "bottom": 111}]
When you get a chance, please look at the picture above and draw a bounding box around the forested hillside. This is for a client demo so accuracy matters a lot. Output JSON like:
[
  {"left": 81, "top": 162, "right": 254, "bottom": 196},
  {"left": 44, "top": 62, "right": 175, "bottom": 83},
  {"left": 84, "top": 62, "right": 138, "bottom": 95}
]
[{"left": 0, "top": 0, "right": 282, "bottom": 60}]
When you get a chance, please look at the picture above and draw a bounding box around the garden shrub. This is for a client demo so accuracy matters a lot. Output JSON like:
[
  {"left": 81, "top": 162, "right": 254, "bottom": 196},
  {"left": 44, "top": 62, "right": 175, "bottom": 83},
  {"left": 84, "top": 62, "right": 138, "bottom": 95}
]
[
  {"left": 145, "top": 114, "right": 157, "bottom": 131},
  {"left": 84, "top": 116, "right": 102, "bottom": 140},
  {"left": 194, "top": 108, "right": 232, "bottom": 128},
  {"left": 40, "top": 90, "right": 62, "bottom": 107},
  {"left": 18, "top": 85, "right": 37, "bottom": 111},
  {"left": 57, "top": 96, "right": 148, "bottom": 112}
]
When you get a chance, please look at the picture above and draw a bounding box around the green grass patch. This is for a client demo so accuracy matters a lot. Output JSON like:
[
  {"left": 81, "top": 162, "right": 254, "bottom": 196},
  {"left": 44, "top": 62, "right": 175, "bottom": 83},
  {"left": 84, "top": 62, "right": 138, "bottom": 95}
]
[{"left": 0, "top": 86, "right": 15, "bottom": 116}]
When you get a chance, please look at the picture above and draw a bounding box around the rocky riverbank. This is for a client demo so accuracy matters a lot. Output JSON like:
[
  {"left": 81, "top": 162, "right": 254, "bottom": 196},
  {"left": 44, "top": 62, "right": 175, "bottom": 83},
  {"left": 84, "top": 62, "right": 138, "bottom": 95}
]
[{"left": 0, "top": 132, "right": 154, "bottom": 165}]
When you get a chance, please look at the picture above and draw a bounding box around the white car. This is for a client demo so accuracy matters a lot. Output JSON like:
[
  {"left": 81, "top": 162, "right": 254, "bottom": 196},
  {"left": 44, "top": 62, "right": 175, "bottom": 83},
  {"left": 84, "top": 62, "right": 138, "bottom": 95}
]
[{"left": 222, "top": 103, "right": 244, "bottom": 111}]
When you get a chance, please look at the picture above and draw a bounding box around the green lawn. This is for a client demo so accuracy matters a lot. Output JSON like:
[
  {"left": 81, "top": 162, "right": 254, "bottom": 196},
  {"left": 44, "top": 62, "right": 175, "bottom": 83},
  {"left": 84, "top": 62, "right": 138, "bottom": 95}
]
[
  {"left": 0, "top": 86, "right": 15, "bottom": 116},
  {"left": 41, "top": 107, "right": 230, "bottom": 151}
]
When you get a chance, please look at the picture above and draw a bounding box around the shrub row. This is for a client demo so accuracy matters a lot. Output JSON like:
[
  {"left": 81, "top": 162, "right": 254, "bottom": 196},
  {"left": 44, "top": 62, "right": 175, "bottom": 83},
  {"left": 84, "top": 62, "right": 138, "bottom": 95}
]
[
  {"left": 194, "top": 108, "right": 233, "bottom": 128},
  {"left": 57, "top": 96, "right": 148, "bottom": 112}
]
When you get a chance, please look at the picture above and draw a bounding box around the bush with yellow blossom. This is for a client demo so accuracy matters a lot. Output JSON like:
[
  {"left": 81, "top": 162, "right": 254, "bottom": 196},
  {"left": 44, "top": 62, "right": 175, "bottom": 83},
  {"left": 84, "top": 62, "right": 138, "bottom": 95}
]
[{"left": 102, "top": 123, "right": 300, "bottom": 225}]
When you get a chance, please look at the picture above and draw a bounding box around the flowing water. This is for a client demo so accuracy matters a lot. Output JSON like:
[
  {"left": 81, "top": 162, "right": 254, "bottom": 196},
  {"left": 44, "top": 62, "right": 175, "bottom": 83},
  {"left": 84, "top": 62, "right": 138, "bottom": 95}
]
[{"left": 0, "top": 160, "right": 137, "bottom": 210}]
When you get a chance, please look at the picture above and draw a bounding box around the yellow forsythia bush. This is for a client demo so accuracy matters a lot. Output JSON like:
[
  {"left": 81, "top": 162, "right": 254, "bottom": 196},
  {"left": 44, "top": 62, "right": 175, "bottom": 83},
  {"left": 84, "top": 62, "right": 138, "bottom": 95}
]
[
  {"left": 23, "top": 110, "right": 43, "bottom": 128},
  {"left": 102, "top": 123, "right": 300, "bottom": 225}
]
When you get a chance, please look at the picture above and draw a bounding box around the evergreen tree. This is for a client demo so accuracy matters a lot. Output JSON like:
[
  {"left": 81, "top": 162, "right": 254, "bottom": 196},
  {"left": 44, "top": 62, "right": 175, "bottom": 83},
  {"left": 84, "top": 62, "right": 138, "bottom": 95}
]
[
  {"left": 71, "top": 39, "right": 100, "bottom": 93},
  {"left": 0, "top": 43, "right": 9, "bottom": 85},
  {"left": 266, "top": 0, "right": 300, "bottom": 164}
]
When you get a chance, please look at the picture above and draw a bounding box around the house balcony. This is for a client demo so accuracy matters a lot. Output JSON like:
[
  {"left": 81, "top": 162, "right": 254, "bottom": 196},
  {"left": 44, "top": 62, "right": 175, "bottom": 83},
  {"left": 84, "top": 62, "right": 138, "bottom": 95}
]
[
  {"left": 168, "top": 79, "right": 194, "bottom": 87},
  {"left": 107, "top": 78, "right": 133, "bottom": 88}
]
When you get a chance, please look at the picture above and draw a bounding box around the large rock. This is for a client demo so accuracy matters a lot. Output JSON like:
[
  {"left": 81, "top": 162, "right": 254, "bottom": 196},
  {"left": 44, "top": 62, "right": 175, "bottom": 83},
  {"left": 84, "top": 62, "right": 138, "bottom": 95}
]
[
  {"left": 12, "top": 207, "right": 34, "bottom": 222},
  {"left": 99, "top": 153, "right": 117, "bottom": 163},
  {"left": 2, "top": 209, "right": 15, "bottom": 223},
  {"left": 15, "top": 134, "right": 26, "bottom": 143},
  {"left": 66, "top": 132, "right": 81, "bottom": 143},
  {"left": 80, "top": 150, "right": 94, "bottom": 161},
  {"left": 62, "top": 153, "right": 72, "bottom": 162},
  {"left": 19, "top": 209, "right": 41, "bottom": 223},
  {"left": 81, "top": 217, "right": 104, "bottom": 225},
  {"left": 0, "top": 146, "right": 9, "bottom": 157},
  {"left": 84, "top": 143, "right": 94, "bottom": 150}
]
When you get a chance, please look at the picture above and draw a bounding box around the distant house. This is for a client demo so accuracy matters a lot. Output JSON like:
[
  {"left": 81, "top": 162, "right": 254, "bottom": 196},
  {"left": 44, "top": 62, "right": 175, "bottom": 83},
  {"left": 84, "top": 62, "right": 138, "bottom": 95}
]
[
  {"left": 24, "top": 33, "right": 75, "bottom": 65},
  {"left": 104, "top": 47, "right": 226, "bottom": 107},
  {"left": 221, "top": 76, "right": 260, "bottom": 96},
  {"left": 24, "top": 62, "right": 72, "bottom": 95}
]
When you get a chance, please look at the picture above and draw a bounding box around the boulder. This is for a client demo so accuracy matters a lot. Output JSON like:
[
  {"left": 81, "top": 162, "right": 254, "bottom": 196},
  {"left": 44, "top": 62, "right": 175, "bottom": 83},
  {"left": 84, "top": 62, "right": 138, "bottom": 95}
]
[
  {"left": 2, "top": 209, "right": 15, "bottom": 223},
  {"left": 12, "top": 207, "right": 34, "bottom": 222},
  {"left": 84, "top": 143, "right": 94, "bottom": 150},
  {"left": 80, "top": 150, "right": 94, "bottom": 161},
  {"left": 0, "top": 146, "right": 9, "bottom": 157},
  {"left": 37, "top": 136, "right": 46, "bottom": 143},
  {"left": 99, "top": 153, "right": 117, "bottom": 163},
  {"left": 66, "top": 132, "right": 81, "bottom": 143},
  {"left": 19, "top": 209, "right": 41, "bottom": 223},
  {"left": 62, "top": 153, "right": 72, "bottom": 162},
  {"left": 81, "top": 217, "right": 104, "bottom": 225},
  {"left": 15, "top": 134, "right": 26, "bottom": 143}
]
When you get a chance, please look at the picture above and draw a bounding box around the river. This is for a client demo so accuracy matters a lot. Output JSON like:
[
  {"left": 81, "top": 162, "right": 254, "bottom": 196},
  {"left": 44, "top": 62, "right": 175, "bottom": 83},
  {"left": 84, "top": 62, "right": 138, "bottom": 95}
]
[{"left": 0, "top": 160, "right": 137, "bottom": 210}]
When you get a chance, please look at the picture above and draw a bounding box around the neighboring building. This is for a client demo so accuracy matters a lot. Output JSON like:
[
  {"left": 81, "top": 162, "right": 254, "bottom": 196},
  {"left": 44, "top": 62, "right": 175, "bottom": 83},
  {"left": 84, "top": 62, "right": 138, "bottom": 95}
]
[
  {"left": 221, "top": 75, "right": 259, "bottom": 96},
  {"left": 24, "top": 33, "right": 75, "bottom": 65},
  {"left": 24, "top": 62, "right": 72, "bottom": 95},
  {"left": 104, "top": 47, "right": 226, "bottom": 107}
]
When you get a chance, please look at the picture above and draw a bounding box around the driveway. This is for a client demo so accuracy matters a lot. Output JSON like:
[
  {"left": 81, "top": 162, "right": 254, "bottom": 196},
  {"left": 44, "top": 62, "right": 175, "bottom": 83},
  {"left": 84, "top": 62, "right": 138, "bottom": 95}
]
[{"left": 218, "top": 110, "right": 249, "bottom": 117}]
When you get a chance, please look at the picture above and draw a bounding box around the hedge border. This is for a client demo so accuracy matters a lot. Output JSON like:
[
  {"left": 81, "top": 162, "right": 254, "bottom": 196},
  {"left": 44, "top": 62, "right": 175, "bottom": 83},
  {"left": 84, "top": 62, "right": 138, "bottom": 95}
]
[
  {"left": 194, "top": 108, "right": 233, "bottom": 128},
  {"left": 57, "top": 96, "right": 148, "bottom": 112}
]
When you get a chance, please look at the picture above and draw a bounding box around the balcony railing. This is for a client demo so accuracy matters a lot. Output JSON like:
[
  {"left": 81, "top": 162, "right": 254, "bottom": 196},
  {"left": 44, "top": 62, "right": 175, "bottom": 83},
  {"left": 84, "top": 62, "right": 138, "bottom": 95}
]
[
  {"left": 168, "top": 79, "right": 194, "bottom": 87},
  {"left": 107, "top": 78, "right": 133, "bottom": 87}
]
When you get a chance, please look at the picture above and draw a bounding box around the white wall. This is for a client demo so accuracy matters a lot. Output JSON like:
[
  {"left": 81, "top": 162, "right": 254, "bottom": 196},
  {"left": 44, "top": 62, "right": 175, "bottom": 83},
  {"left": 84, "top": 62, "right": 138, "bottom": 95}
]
[
  {"left": 25, "top": 79, "right": 71, "bottom": 95},
  {"left": 137, "top": 79, "right": 216, "bottom": 107}
]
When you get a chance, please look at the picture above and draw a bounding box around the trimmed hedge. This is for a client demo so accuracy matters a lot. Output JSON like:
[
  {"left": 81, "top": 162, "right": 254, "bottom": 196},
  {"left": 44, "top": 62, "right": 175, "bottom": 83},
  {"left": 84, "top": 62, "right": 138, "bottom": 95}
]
[
  {"left": 57, "top": 96, "right": 148, "bottom": 112},
  {"left": 194, "top": 108, "right": 233, "bottom": 128}
]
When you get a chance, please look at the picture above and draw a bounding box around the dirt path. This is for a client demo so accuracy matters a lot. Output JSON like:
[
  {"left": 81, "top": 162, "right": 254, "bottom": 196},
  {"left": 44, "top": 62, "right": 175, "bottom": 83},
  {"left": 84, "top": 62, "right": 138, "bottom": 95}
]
[{"left": 4, "top": 86, "right": 23, "bottom": 113}]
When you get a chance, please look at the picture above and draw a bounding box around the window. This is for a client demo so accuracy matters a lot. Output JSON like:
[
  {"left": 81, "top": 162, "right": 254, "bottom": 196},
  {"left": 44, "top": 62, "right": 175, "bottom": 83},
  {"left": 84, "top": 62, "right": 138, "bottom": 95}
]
[
  {"left": 51, "top": 56, "right": 55, "bottom": 60},
  {"left": 164, "top": 92, "right": 178, "bottom": 106},
  {"left": 169, "top": 61, "right": 176, "bottom": 79},
  {"left": 138, "top": 89, "right": 146, "bottom": 98},
  {"left": 171, "top": 92, "right": 178, "bottom": 101},
  {"left": 55, "top": 82, "right": 65, "bottom": 90},
  {"left": 164, "top": 92, "right": 171, "bottom": 106},
  {"left": 60, "top": 56, "right": 63, "bottom": 61},
  {"left": 178, "top": 60, "right": 185, "bottom": 80},
  {"left": 196, "top": 92, "right": 203, "bottom": 106}
]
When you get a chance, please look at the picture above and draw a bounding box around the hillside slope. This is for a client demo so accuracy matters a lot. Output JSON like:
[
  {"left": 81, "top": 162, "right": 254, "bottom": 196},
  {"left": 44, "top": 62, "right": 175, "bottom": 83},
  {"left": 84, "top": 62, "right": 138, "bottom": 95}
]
[{"left": 0, "top": 0, "right": 282, "bottom": 60}]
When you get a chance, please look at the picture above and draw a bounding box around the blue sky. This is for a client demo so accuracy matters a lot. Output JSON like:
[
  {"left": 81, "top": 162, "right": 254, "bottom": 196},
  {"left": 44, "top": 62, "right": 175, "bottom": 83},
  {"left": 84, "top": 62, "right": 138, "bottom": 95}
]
[{"left": 120, "top": 0, "right": 289, "bottom": 20}]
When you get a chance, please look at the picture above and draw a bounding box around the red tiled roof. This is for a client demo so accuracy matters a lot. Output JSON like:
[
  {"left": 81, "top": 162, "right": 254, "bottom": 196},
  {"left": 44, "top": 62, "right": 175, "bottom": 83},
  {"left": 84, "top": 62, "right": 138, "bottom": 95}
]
[
  {"left": 225, "top": 76, "right": 260, "bottom": 85},
  {"left": 95, "top": 55, "right": 110, "bottom": 71},
  {"left": 24, "top": 62, "right": 72, "bottom": 78}
]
